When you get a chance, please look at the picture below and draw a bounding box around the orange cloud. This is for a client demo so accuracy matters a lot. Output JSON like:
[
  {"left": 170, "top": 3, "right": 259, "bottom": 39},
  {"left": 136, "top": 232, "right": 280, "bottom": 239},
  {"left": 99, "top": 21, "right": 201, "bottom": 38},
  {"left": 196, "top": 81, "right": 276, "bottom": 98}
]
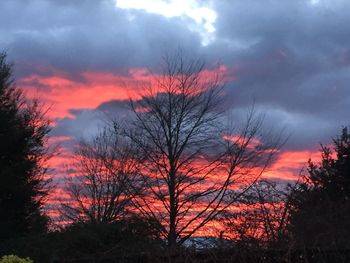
[
  {"left": 18, "top": 65, "right": 231, "bottom": 120},
  {"left": 263, "top": 150, "right": 321, "bottom": 181},
  {"left": 20, "top": 72, "right": 139, "bottom": 119}
]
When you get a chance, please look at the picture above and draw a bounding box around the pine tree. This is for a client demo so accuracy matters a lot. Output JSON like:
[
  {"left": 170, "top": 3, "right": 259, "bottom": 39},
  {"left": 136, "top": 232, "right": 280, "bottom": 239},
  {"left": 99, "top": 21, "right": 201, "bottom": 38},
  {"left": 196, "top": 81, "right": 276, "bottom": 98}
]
[
  {"left": 0, "top": 52, "right": 51, "bottom": 240},
  {"left": 288, "top": 127, "right": 350, "bottom": 248}
]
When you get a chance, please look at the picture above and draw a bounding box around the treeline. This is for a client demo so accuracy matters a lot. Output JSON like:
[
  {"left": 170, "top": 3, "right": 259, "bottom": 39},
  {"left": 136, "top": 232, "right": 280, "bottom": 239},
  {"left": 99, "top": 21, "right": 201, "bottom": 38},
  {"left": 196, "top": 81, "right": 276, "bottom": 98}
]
[{"left": 0, "top": 51, "right": 349, "bottom": 263}]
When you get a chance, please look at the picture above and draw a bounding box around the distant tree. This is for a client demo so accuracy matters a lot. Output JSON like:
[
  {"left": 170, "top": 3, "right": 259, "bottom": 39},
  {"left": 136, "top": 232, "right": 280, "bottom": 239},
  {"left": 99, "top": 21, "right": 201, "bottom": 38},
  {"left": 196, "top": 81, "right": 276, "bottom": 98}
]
[
  {"left": 288, "top": 127, "right": 350, "bottom": 248},
  {"left": 60, "top": 126, "right": 143, "bottom": 224},
  {"left": 51, "top": 217, "right": 163, "bottom": 263},
  {"left": 125, "top": 52, "right": 283, "bottom": 252},
  {"left": 0, "top": 217, "right": 163, "bottom": 263},
  {"left": 0, "top": 52, "right": 51, "bottom": 240},
  {"left": 221, "top": 180, "right": 291, "bottom": 249}
]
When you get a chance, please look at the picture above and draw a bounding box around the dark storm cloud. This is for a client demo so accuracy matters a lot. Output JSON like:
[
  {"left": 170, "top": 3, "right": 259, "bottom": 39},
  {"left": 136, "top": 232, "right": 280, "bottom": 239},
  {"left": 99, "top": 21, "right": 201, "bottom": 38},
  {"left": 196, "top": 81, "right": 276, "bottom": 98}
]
[
  {"left": 51, "top": 100, "right": 131, "bottom": 139},
  {"left": 51, "top": 109, "right": 106, "bottom": 139},
  {"left": 0, "top": 0, "right": 349, "bottom": 151},
  {"left": 0, "top": 0, "right": 203, "bottom": 78},
  {"left": 206, "top": 0, "right": 350, "bottom": 149}
]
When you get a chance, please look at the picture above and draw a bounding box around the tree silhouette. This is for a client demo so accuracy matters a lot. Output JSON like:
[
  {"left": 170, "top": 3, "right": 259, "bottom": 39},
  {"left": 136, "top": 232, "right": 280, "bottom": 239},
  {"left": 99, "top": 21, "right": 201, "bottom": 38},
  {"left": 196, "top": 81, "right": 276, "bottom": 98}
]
[
  {"left": 50, "top": 218, "right": 162, "bottom": 262},
  {"left": 0, "top": 52, "right": 51, "bottom": 240},
  {"left": 288, "top": 127, "right": 350, "bottom": 248},
  {"left": 60, "top": 127, "right": 143, "bottom": 224},
  {"left": 125, "top": 52, "right": 283, "bottom": 251},
  {"left": 221, "top": 180, "right": 291, "bottom": 249}
]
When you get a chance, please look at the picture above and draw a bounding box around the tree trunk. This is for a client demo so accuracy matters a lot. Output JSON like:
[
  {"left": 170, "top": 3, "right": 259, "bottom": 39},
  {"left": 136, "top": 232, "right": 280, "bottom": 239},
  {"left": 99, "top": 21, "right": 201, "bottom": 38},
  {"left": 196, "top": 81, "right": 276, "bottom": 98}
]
[{"left": 168, "top": 169, "right": 178, "bottom": 252}]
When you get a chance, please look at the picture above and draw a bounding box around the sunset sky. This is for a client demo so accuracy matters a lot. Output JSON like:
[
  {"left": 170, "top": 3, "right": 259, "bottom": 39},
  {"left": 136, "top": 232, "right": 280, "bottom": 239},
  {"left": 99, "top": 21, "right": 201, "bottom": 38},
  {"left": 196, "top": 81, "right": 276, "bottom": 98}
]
[{"left": 1, "top": 0, "right": 349, "bottom": 185}]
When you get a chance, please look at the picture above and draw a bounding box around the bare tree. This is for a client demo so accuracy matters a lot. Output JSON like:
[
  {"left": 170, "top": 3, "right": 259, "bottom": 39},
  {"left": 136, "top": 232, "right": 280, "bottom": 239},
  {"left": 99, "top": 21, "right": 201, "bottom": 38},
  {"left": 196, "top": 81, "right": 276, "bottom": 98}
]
[
  {"left": 125, "top": 52, "right": 283, "bottom": 251},
  {"left": 60, "top": 126, "right": 142, "bottom": 224},
  {"left": 221, "top": 180, "right": 293, "bottom": 248}
]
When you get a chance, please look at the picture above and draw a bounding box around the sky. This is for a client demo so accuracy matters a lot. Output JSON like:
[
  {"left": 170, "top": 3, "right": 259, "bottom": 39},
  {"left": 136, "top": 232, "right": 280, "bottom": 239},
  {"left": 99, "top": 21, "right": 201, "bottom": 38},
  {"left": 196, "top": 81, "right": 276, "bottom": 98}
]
[{"left": 1, "top": 0, "right": 350, "bottom": 185}]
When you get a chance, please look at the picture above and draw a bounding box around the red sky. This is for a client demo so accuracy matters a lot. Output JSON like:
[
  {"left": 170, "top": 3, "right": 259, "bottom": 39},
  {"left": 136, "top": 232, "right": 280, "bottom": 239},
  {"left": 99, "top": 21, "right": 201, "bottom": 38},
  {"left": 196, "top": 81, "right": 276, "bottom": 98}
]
[
  {"left": 17, "top": 65, "right": 323, "bottom": 182},
  {"left": 2, "top": 0, "right": 349, "bottom": 240},
  {"left": 17, "top": 66, "right": 323, "bottom": 226}
]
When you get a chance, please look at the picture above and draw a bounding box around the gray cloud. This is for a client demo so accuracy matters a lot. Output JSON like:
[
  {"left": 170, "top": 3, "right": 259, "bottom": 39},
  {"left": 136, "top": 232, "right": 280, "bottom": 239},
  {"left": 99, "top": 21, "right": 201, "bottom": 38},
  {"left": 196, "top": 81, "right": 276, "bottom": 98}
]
[
  {"left": 0, "top": 0, "right": 203, "bottom": 78},
  {"left": 208, "top": 0, "right": 350, "bottom": 149},
  {"left": 1, "top": 0, "right": 349, "bottom": 151}
]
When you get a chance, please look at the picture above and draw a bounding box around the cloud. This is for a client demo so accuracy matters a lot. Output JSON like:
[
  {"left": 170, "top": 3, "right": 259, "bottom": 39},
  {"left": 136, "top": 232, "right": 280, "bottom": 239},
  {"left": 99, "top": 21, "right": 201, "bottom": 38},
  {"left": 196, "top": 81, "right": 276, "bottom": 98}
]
[
  {"left": 1, "top": 0, "right": 349, "bottom": 154},
  {"left": 116, "top": 0, "right": 217, "bottom": 45},
  {"left": 0, "top": 0, "right": 205, "bottom": 78},
  {"left": 6, "top": 0, "right": 350, "bottom": 221},
  {"left": 204, "top": 0, "right": 350, "bottom": 149},
  {"left": 19, "top": 70, "right": 148, "bottom": 118}
]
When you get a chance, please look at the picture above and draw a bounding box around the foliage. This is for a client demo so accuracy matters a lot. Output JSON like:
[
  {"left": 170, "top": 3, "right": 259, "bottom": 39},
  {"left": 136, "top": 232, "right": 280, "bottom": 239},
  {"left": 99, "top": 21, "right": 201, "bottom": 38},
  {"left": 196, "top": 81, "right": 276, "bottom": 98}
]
[
  {"left": 50, "top": 217, "right": 163, "bottom": 262},
  {"left": 0, "top": 217, "right": 163, "bottom": 263},
  {"left": 288, "top": 127, "right": 350, "bottom": 248},
  {"left": 0, "top": 52, "right": 51, "bottom": 241},
  {"left": 0, "top": 255, "right": 33, "bottom": 263}
]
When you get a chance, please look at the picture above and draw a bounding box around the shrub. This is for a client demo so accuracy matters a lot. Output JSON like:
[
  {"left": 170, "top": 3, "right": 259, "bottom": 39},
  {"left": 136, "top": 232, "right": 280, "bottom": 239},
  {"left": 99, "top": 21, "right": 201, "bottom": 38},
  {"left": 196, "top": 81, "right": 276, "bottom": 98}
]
[{"left": 0, "top": 255, "right": 33, "bottom": 263}]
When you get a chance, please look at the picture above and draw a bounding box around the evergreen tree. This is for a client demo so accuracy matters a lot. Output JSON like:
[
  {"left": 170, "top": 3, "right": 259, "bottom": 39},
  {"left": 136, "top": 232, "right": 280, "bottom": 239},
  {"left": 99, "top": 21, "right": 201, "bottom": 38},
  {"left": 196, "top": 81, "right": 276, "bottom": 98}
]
[
  {"left": 0, "top": 52, "right": 51, "bottom": 240},
  {"left": 288, "top": 127, "right": 350, "bottom": 248}
]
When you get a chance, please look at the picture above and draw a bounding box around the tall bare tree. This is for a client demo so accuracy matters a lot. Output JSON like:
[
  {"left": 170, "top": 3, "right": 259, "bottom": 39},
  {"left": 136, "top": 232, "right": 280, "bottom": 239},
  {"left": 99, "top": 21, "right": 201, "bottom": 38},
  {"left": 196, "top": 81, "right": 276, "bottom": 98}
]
[
  {"left": 125, "top": 52, "right": 283, "bottom": 250},
  {"left": 60, "top": 126, "right": 142, "bottom": 224}
]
